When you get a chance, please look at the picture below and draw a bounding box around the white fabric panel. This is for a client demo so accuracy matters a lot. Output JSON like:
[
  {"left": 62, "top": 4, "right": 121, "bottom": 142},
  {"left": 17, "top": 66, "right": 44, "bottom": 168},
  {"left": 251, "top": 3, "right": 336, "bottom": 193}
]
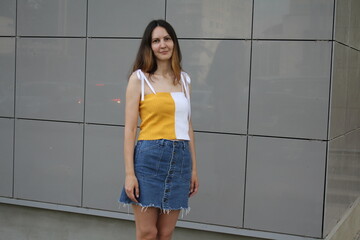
[{"left": 171, "top": 92, "right": 190, "bottom": 140}]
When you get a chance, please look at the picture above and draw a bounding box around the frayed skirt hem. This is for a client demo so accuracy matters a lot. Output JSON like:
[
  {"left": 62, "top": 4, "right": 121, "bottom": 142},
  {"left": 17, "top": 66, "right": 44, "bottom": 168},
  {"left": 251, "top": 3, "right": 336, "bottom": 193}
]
[{"left": 118, "top": 201, "right": 190, "bottom": 218}]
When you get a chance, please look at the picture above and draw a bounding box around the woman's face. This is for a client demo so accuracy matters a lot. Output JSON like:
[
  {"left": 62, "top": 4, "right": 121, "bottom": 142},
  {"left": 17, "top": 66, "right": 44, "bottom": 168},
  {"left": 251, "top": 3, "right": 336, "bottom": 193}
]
[{"left": 151, "top": 26, "right": 174, "bottom": 62}]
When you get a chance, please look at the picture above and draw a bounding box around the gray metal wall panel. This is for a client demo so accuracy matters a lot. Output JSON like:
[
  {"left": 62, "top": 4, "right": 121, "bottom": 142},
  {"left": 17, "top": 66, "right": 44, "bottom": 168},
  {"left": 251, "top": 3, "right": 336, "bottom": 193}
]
[
  {"left": 334, "top": 0, "right": 360, "bottom": 50},
  {"left": 329, "top": 43, "right": 360, "bottom": 139},
  {"left": 83, "top": 124, "right": 125, "bottom": 212},
  {"left": 16, "top": 38, "right": 86, "bottom": 122},
  {"left": 249, "top": 41, "right": 331, "bottom": 140},
  {"left": 88, "top": 0, "right": 165, "bottom": 37},
  {"left": 348, "top": 0, "right": 360, "bottom": 50},
  {"left": 85, "top": 39, "right": 140, "bottom": 125},
  {"left": 17, "top": 0, "right": 87, "bottom": 37},
  {"left": 253, "top": 0, "right": 334, "bottom": 40},
  {"left": 183, "top": 132, "right": 246, "bottom": 227},
  {"left": 329, "top": 42, "right": 349, "bottom": 139},
  {"left": 244, "top": 136, "right": 326, "bottom": 238},
  {"left": 0, "top": 0, "right": 16, "bottom": 36},
  {"left": 0, "top": 37, "right": 15, "bottom": 117},
  {"left": 345, "top": 49, "right": 360, "bottom": 133},
  {"left": 180, "top": 40, "right": 250, "bottom": 134},
  {"left": 167, "top": 0, "right": 252, "bottom": 39},
  {"left": 14, "top": 120, "right": 83, "bottom": 206},
  {"left": 0, "top": 118, "right": 14, "bottom": 197}
]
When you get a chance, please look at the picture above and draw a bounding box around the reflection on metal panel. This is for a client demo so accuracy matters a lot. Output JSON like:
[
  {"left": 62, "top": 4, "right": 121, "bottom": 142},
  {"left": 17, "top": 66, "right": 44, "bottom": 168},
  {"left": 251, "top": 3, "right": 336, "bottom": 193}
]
[
  {"left": 249, "top": 41, "right": 331, "bottom": 140},
  {"left": 16, "top": 38, "right": 85, "bottom": 122},
  {"left": 85, "top": 39, "right": 141, "bottom": 125},
  {"left": 181, "top": 39, "right": 250, "bottom": 134}
]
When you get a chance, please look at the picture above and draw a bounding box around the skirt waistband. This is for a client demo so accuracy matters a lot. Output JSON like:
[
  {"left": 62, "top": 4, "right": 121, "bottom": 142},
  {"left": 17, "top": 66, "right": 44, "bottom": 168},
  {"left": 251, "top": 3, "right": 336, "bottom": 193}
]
[{"left": 137, "top": 139, "right": 189, "bottom": 148}]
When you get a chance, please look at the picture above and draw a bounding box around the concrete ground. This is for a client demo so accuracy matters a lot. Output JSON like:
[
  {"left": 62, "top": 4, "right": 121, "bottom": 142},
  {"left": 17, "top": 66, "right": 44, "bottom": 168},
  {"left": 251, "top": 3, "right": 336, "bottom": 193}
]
[{"left": 0, "top": 203, "right": 259, "bottom": 240}]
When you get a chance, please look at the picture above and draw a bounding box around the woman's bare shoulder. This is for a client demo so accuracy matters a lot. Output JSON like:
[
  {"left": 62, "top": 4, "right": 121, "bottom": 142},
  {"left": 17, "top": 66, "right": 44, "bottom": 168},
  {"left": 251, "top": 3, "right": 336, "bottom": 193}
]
[
  {"left": 127, "top": 71, "right": 141, "bottom": 90},
  {"left": 129, "top": 71, "right": 140, "bottom": 82}
]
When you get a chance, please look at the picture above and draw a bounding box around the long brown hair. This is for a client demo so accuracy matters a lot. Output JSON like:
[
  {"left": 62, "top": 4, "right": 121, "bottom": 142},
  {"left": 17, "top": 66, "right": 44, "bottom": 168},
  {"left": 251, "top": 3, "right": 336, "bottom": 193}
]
[{"left": 131, "top": 19, "right": 182, "bottom": 84}]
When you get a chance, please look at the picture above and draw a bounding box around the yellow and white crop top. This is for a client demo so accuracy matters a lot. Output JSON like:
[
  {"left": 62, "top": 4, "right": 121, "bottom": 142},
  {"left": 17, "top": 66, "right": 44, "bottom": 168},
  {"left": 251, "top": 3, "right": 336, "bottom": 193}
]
[{"left": 135, "top": 69, "right": 191, "bottom": 141}]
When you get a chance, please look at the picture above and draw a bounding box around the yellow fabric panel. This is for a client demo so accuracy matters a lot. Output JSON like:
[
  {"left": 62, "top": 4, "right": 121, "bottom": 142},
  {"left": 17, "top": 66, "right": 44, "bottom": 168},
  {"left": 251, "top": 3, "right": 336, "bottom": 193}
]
[{"left": 138, "top": 93, "right": 176, "bottom": 140}]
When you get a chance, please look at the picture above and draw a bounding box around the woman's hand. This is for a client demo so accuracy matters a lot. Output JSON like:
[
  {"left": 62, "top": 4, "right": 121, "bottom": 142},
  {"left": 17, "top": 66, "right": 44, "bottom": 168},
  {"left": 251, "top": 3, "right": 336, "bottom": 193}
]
[
  {"left": 125, "top": 174, "right": 139, "bottom": 203},
  {"left": 189, "top": 171, "right": 199, "bottom": 197}
]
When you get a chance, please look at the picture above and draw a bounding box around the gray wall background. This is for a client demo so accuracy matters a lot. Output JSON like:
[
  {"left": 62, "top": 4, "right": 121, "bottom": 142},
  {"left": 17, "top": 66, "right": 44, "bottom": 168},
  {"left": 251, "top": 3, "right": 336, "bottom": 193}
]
[{"left": 0, "top": 0, "right": 359, "bottom": 239}]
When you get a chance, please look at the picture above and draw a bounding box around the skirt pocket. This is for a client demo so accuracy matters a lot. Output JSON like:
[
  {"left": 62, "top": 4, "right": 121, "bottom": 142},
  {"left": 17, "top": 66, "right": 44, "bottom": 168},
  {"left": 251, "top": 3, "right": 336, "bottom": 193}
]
[{"left": 135, "top": 141, "right": 164, "bottom": 177}]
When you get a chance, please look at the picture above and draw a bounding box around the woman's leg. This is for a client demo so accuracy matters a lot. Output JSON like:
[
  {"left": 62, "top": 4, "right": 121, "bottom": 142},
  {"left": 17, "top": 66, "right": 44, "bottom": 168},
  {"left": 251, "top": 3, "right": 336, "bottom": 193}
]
[
  {"left": 156, "top": 210, "right": 180, "bottom": 240},
  {"left": 133, "top": 205, "right": 159, "bottom": 240}
]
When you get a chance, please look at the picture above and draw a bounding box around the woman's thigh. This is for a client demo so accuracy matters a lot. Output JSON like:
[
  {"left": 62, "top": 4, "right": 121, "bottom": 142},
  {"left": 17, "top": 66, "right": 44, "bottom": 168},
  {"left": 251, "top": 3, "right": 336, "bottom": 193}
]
[
  {"left": 156, "top": 210, "right": 180, "bottom": 239},
  {"left": 132, "top": 205, "right": 159, "bottom": 234}
]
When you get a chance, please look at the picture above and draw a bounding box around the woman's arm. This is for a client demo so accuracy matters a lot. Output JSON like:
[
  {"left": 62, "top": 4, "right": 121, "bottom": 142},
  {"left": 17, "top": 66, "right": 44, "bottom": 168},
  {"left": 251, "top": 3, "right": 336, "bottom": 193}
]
[
  {"left": 123, "top": 72, "right": 141, "bottom": 202},
  {"left": 187, "top": 82, "right": 199, "bottom": 197},
  {"left": 188, "top": 120, "right": 199, "bottom": 197}
]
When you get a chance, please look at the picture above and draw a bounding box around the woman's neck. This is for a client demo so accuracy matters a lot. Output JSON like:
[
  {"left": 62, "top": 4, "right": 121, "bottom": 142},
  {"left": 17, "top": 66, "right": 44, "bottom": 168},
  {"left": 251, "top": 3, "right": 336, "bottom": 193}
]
[{"left": 155, "top": 60, "right": 172, "bottom": 77}]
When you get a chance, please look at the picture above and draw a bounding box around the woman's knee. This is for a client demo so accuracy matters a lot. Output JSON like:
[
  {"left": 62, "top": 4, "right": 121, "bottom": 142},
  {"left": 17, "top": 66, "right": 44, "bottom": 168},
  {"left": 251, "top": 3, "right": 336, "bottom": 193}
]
[
  {"left": 157, "top": 228, "right": 174, "bottom": 240},
  {"left": 137, "top": 226, "right": 157, "bottom": 240}
]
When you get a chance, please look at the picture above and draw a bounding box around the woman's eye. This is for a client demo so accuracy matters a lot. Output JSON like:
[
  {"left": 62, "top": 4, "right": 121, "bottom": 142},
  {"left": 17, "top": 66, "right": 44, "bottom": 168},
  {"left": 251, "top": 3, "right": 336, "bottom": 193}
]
[
  {"left": 152, "top": 39, "right": 159, "bottom": 43},
  {"left": 164, "top": 37, "right": 171, "bottom": 41}
]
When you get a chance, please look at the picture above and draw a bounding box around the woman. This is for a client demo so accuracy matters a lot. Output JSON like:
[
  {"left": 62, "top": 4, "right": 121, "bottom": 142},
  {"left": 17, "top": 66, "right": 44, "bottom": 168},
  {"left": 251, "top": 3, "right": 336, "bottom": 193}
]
[{"left": 119, "top": 19, "right": 199, "bottom": 240}]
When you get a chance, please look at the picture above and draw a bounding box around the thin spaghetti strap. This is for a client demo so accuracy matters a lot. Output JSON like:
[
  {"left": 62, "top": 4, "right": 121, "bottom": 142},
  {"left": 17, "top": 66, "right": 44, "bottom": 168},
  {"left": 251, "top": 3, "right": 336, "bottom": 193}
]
[
  {"left": 136, "top": 70, "right": 145, "bottom": 101},
  {"left": 136, "top": 69, "right": 156, "bottom": 100},
  {"left": 138, "top": 70, "right": 156, "bottom": 94}
]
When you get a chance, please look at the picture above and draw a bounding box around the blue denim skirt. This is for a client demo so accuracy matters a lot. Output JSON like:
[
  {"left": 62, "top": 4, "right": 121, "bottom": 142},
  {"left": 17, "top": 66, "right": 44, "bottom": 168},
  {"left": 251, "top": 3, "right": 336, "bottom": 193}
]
[{"left": 119, "top": 139, "right": 192, "bottom": 213}]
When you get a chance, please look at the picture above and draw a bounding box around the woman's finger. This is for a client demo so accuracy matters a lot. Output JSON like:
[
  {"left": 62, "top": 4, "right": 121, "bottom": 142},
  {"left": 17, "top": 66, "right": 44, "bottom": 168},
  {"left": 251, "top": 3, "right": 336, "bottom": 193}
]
[
  {"left": 126, "top": 186, "right": 139, "bottom": 203},
  {"left": 135, "top": 185, "right": 140, "bottom": 199},
  {"left": 129, "top": 190, "right": 139, "bottom": 203},
  {"left": 125, "top": 176, "right": 139, "bottom": 203},
  {"left": 189, "top": 179, "right": 199, "bottom": 197}
]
